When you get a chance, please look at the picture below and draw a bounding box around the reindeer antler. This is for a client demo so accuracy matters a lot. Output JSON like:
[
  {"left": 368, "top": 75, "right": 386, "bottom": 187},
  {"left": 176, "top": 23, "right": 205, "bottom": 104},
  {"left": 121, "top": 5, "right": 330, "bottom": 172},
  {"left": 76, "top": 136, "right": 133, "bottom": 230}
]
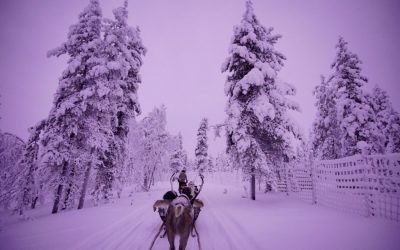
[
  {"left": 170, "top": 169, "right": 179, "bottom": 191},
  {"left": 190, "top": 172, "right": 204, "bottom": 204}
]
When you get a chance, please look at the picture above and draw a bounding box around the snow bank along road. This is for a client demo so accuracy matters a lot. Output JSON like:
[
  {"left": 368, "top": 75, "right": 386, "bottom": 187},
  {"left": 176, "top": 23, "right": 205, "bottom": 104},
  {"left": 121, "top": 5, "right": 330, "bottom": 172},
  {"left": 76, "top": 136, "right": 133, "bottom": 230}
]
[{"left": 1, "top": 182, "right": 399, "bottom": 250}]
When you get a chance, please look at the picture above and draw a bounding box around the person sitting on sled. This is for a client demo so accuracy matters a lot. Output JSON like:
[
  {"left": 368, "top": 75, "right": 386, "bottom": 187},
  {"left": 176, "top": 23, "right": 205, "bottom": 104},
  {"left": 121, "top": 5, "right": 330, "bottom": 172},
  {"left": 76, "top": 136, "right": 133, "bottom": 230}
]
[{"left": 177, "top": 169, "right": 188, "bottom": 193}]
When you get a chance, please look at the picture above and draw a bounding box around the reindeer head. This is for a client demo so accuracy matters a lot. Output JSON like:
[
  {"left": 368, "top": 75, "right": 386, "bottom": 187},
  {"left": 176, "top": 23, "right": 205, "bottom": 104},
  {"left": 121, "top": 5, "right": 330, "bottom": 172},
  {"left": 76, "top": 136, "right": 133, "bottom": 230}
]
[
  {"left": 165, "top": 195, "right": 193, "bottom": 250},
  {"left": 171, "top": 195, "right": 191, "bottom": 217}
]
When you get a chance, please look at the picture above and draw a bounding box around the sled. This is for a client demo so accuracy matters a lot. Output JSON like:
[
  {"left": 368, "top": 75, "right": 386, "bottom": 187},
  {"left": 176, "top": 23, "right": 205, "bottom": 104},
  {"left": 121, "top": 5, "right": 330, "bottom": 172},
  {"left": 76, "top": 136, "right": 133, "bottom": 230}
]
[{"left": 152, "top": 172, "right": 205, "bottom": 238}]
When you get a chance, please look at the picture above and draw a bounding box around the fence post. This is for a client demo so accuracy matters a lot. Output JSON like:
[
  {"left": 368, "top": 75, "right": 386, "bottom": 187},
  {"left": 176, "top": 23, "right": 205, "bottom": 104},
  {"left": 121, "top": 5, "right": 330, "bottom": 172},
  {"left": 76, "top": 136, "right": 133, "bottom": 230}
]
[
  {"left": 361, "top": 156, "right": 371, "bottom": 217},
  {"left": 285, "top": 166, "right": 289, "bottom": 196},
  {"left": 364, "top": 193, "right": 371, "bottom": 218},
  {"left": 311, "top": 161, "right": 317, "bottom": 204}
]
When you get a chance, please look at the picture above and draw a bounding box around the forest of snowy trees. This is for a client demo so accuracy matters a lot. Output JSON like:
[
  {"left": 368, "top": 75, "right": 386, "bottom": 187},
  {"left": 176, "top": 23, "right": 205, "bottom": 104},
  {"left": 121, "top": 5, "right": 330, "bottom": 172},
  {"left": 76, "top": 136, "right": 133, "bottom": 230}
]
[
  {"left": 311, "top": 38, "right": 400, "bottom": 160},
  {"left": 1, "top": 0, "right": 400, "bottom": 215}
]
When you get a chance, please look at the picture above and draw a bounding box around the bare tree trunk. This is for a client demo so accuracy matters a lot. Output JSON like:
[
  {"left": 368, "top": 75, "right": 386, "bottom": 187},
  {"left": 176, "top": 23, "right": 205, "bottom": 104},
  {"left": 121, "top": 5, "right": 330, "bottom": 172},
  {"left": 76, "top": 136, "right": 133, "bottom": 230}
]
[
  {"left": 251, "top": 168, "right": 256, "bottom": 200},
  {"left": 52, "top": 184, "right": 63, "bottom": 214},
  {"left": 63, "top": 166, "right": 76, "bottom": 210},
  {"left": 150, "top": 169, "right": 156, "bottom": 187},
  {"left": 52, "top": 162, "right": 67, "bottom": 214},
  {"left": 31, "top": 196, "right": 38, "bottom": 209},
  {"left": 78, "top": 163, "right": 91, "bottom": 209},
  {"left": 265, "top": 182, "right": 272, "bottom": 193},
  {"left": 62, "top": 184, "right": 72, "bottom": 210},
  {"left": 143, "top": 175, "right": 149, "bottom": 191}
]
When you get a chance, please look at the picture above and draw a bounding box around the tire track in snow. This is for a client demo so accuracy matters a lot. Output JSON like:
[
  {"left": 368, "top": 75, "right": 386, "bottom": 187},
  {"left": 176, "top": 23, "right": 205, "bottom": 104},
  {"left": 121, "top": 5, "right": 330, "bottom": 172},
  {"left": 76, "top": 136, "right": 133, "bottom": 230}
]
[
  {"left": 149, "top": 223, "right": 202, "bottom": 250},
  {"left": 114, "top": 215, "right": 160, "bottom": 250},
  {"left": 70, "top": 204, "right": 150, "bottom": 250},
  {"left": 200, "top": 195, "right": 262, "bottom": 250},
  {"left": 100, "top": 219, "right": 145, "bottom": 249},
  {"left": 217, "top": 207, "right": 262, "bottom": 250},
  {"left": 71, "top": 185, "right": 260, "bottom": 249},
  {"left": 199, "top": 205, "right": 238, "bottom": 250},
  {"left": 148, "top": 222, "right": 165, "bottom": 250}
]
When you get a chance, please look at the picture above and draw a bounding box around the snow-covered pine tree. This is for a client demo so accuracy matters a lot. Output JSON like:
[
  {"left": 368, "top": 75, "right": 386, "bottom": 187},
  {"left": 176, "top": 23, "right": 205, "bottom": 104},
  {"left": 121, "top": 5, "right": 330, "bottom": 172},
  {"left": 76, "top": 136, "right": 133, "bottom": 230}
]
[
  {"left": 387, "top": 115, "right": 400, "bottom": 153},
  {"left": 330, "top": 37, "right": 377, "bottom": 156},
  {"left": 169, "top": 133, "right": 187, "bottom": 173},
  {"left": 41, "top": 0, "right": 115, "bottom": 213},
  {"left": 101, "top": 1, "right": 146, "bottom": 141},
  {"left": 221, "top": 1, "right": 301, "bottom": 200},
  {"left": 311, "top": 76, "right": 342, "bottom": 159},
  {"left": 368, "top": 86, "right": 400, "bottom": 153},
  {"left": 15, "top": 120, "right": 47, "bottom": 214},
  {"left": 294, "top": 139, "right": 313, "bottom": 170},
  {"left": 124, "top": 107, "right": 173, "bottom": 190},
  {"left": 215, "top": 153, "right": 232, "bottom": 172},
  {"left": 207, "top": 155, "right": 215, "bottom": 173},
  {"left": 123, "top": 120, "right": 141, "bottom": 185},
  {"left": 195, "top": 118, "right": 208, "bottom": 173},
  {"left": 140, "top": 107, "right": 169, "bottom": 191},
  {"left": 186, "top": 158, "right": 196, "bottom": 172},
  {"left": 92, "top": 0, "right": 146, "bottom": 200},
  {"left": 215, "top": 154, "right": 224, "bottom": 172},
  {"left": 0, "top": 133, "right": 25, "bottom": 209},
  {"left": 364, "top": 91, "right": 385, "bottom": 154}
]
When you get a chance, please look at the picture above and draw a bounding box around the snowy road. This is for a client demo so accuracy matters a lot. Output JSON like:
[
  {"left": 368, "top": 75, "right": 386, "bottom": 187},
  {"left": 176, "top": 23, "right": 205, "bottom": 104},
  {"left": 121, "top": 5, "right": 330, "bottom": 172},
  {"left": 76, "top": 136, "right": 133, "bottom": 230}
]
[
  {"left": 68, "top": 183, "right": 262, "bottom": 250},
  {"left": 1, "top": 182, "right": 400, "bottom": 250}
]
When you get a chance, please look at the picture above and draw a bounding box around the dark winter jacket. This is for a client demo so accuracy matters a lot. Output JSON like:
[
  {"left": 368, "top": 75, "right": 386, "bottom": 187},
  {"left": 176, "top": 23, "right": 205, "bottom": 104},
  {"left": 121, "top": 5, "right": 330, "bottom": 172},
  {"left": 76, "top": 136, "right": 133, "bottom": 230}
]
[{"left": 178, "top": 172, "right": 187, "bottom": 183}]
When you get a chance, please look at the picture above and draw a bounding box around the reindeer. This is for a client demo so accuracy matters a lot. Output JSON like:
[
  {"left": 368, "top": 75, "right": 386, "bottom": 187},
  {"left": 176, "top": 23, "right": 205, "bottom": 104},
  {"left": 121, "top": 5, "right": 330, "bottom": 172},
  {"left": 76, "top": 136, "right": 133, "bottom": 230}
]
[
  {"left": 165, "top": 195, "right": 193, "bottom": 250},
  {"left": 163, "top": 174, "right": 204, "bottom": 250},
  {"left": 164, "top": 197, "right": 204, "bottom": 249}
]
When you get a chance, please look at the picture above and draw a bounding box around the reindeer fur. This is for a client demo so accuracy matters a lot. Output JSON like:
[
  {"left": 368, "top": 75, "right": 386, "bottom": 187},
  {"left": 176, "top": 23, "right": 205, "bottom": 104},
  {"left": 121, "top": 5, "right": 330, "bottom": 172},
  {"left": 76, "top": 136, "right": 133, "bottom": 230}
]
[{"left": 165, "top": 195, "right": 193, "bottom": 250}]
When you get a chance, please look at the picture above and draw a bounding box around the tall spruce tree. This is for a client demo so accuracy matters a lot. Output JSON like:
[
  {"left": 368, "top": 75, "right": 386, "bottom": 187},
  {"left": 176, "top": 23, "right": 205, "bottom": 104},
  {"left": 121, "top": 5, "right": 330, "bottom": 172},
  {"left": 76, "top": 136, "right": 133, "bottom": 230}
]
[
  {"left": 207, "top": 156, "right": 215, "bottom": 173},
  {"left": 41, "top": 0, "right": 115, "bottom": 213},
  {"left": 125, "top": 118, "right": 182, "bottom": 189},
  {"left": 195, "top": 118, "right": 208, "bottom": 173},
  {"left": 0, "top": 133, "right": 25, "bottom": 209},
  {"left": 369, "top": 86, "right": 400, "bottom": 153},
  {"left": 330, "top": 37, "right": 377, "bottom": 156},
  {"left": 169, "top": 133, "right": 187, "bottom": 173},
  {"left": 311, "top": 76, "right": 342, "bottom": 159},
  {"left": 221, "top": 1, "right": 301, "bottom": 200},
  {"left": 15, "top": 120, "right": 47, "bottom": 214},
  {"left": 92, "top": 0, "right": 146, "bottom": 201},
  {"left": 139, "top": 107, "right": 168, "bottom": 191}
]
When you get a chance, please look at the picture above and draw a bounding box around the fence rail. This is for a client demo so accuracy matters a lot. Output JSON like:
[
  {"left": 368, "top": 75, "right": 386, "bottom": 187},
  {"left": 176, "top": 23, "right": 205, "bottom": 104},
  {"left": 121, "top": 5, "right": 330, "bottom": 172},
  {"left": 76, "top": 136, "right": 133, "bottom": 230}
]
[{"left": 277, "top": 153, "right": 400, "bottom": 222}]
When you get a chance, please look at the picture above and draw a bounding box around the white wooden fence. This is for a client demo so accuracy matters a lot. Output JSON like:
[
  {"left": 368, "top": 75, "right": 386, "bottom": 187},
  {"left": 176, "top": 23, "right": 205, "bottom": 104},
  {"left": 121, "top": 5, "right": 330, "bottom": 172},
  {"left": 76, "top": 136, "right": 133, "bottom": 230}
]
[{"left": 279, "top": 153, "right": 400, "bottom": 222}]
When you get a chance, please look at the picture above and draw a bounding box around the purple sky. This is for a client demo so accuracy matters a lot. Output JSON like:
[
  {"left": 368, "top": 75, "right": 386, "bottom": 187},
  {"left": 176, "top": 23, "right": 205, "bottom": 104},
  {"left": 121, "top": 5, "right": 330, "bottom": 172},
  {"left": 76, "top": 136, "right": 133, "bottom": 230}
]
[{"left": 0, "top": 0, "right": 399, "bottom": 157}]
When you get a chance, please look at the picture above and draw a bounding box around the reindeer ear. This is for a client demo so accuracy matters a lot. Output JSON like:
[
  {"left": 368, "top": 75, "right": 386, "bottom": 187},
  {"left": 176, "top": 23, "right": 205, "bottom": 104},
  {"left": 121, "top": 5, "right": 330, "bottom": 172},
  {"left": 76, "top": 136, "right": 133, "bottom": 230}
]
[
  {"left": 153, "top": 200, "right": 160, "bottom": 212},
  {"left": 153, "top": 200, "right": 162, "bottom": 211},
  {"left": 153, "top": 200, "right": 170, "bottom": 212},
  {"left": 193, "top": 199, "right": 204, "bottom": 208}
]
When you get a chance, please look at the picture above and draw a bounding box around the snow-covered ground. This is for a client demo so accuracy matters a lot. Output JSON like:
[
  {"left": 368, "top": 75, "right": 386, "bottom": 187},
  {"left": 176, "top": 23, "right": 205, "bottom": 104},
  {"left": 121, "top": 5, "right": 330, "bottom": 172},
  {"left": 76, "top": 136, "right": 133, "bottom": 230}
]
[{"left": 1, "top": 182, "right": 399, "bottom": 250}]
